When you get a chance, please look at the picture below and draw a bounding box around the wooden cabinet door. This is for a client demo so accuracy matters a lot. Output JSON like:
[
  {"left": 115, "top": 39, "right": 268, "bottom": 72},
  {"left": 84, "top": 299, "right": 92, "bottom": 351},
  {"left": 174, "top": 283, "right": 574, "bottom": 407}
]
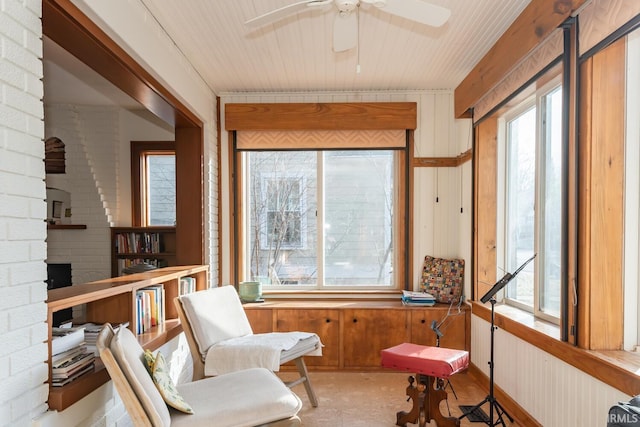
[
  {"left": 410, "top": 308, "right": 467, "bottom": 350},
  {"left": 244, "top": 308, "right": 273, "bottom": 333},
  {"left": 275, "top": 309, "right": 340, "bottom": 368},
  {"left": 343, "top": 309, "right": 409, "bottom": 368}
]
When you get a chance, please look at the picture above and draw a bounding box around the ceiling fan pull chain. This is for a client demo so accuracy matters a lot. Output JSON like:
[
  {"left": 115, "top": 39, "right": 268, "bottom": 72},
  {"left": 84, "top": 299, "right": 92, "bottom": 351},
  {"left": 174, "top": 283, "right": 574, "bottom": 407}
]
[{"left": 356, "top": 3, "right": 361, "bottom": 73}]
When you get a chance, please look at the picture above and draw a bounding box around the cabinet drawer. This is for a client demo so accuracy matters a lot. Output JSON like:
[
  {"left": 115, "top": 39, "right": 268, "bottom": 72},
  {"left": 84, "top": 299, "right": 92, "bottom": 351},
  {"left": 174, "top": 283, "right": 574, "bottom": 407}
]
[
  {"left": 409, "top": 309, "right": 466, "bottom": 350},
  {"left": 276, "top": 308, "right": 340, "bottom": 368},
  {"left": 342, "top": 309, "right": 409, "bottom": 368}
]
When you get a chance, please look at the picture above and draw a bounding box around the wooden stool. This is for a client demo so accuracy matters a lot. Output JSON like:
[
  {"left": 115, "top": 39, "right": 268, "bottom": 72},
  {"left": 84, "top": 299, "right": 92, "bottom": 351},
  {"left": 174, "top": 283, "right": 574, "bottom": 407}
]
[{"left": 381, "top": 343, "right": 470, "bottom": 427}]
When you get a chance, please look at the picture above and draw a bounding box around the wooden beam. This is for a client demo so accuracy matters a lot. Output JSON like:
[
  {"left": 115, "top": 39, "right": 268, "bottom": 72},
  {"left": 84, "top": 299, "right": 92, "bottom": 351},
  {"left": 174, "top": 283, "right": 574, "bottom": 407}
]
[
  {"left": 578, "top": 37, "right": 626, "bottom": 351},
  {"left": 175, "top": 127, "right": 205, "bottom": 266},
  {"left": 225, "top": 102, "right": 417, "bottom": 130},
  {"left": 474, "top": 119, "right": 498, "bottom": 301},
  {"left": 43, "top": 0, "right": 206, "bottom": 269},
  {"left": 43, "top": 0, "right": 202, "bottom": 128},
  {"left": 413, "top": 149, "right": 472, "bottom": 167},
  {"left": 454, "top": 0, "right": 587, "bottom": 118}
]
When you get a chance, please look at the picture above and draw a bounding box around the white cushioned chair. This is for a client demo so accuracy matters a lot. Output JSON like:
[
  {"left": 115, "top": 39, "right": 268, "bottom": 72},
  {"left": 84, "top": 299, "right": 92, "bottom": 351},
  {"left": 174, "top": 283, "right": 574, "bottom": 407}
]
[
  {"left": 175, "top": 286, "right": 321, "bottom": 407},
  {"left": 96, "top": 323, "right": 302, "bottom": 427}
]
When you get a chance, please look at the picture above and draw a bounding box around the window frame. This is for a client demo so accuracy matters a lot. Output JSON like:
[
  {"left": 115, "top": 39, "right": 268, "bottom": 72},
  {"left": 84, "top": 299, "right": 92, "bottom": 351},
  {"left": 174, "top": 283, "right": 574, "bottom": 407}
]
[
  {"left": 624, "top": 27, "right": 640, "bottom": 351},
  {"left": 224, "top": 102, "right": 417, "bottom": 293},
  {"left": 238, "top": 147, "right": 404, "bottom": 291},
  {"left": 498, "top": 75, "right": 563, "bottom": 325},
  {"left": 131, "top": 141, "right": 176, "bottom": 227}
]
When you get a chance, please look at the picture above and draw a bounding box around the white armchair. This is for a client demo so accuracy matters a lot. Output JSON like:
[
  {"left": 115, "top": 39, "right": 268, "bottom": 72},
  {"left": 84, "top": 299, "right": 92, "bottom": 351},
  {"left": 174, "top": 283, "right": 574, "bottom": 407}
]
[
  {"left": 175, "top": 286, "right": 321, "bottom": 407},
  {"left": 96, "top": 323, "right": 302, "bottom": 427}
]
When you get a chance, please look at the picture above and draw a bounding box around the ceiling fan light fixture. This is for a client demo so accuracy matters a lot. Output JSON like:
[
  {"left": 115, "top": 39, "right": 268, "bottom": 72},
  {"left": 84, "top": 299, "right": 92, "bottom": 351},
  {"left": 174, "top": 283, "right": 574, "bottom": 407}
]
[
  {"left": 335, "top": 0, "right": 358, "bottom": 13},
  {"left": 247, "top": 0, "right": 451, "bottom": 51}
]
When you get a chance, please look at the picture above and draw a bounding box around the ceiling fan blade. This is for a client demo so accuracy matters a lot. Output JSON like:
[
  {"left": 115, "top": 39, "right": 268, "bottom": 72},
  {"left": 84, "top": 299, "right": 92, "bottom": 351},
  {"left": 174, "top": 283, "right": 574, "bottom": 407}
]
[
  {"left": 333, "top": 11, "right": 358, "bottom": 52},
  {"left": 245, "top": 0, "right": 331, "bottom": 27},
  {"left": 377, "top": 0, "right": 451, "bottom": 28}
]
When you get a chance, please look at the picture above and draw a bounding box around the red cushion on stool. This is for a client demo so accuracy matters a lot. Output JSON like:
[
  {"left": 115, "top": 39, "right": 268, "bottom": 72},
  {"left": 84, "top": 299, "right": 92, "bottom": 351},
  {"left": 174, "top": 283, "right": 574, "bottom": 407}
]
[{"left": 381, "top": 343, "right": 469, "bottom": 379}]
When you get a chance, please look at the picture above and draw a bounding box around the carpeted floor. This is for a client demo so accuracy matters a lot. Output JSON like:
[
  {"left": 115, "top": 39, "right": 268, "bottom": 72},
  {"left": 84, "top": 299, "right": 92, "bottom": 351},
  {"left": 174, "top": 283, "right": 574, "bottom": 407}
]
[{"left": 278, "top": 371, "right": 521, "bottom": 426}]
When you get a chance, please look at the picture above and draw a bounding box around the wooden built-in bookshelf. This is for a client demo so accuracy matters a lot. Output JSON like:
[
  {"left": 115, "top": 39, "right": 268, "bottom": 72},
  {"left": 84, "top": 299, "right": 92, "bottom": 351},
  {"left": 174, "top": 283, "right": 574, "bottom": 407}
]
[
  {"left": 46, "top": 264, "right": 209, "bottom": 411},
  {"left": 111, "top": 227, "right": 176, "bottom": 277}
]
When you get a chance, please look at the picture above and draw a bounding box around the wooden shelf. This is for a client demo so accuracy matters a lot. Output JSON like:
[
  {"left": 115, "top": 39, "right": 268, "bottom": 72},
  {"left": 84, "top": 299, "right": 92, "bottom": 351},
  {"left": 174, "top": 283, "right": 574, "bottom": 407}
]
[
  {"left": 111, "top": 227, "right": 176, "bottom": 276},
  {"left": 48, "top": 360, "right": 109, "bottom": 412},
  {"left": 47, "top": 224, "right": 87, "bottom": 230},
  {"left": 116, "top": 252, "right": 175, "bottom": 258},
  {"left": 46, "top": 265, "right": 209, "bottom": 412},
  {"left": 136, "top": 318, "right": 183, "bottom": 350}
]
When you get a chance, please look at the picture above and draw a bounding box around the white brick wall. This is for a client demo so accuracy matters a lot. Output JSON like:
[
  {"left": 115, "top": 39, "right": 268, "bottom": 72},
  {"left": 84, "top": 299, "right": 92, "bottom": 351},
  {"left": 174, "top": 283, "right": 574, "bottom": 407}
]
[
  {"left": 0, "top": 0, "right": 215, "bottom": 423},
  {"left": 0, "top": 1, "right": 49, "bottom": 426},
  {"left": 45, "top": 105, "right": 117, "bottom": 285}
]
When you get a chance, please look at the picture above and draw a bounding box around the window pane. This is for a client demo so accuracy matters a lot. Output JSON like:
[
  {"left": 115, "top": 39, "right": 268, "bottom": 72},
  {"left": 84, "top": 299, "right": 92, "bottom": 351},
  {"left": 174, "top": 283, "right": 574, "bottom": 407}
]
[
  {"left": 146, "top": 155, "right": 175, "bottom": 226},
  {"left": 247, "top": 152, "right": 317, "bottom": 285},
  {"left": 245, "top": 150, "right": 394, "bottom": 288},
  {"left": 324, "top": 151, "right": 393, "bottom": 286},
  {"left": 506, "top": 107, "right": 536, "bottom": 307},
  {"left": 540, "top": 87, "right": 562, "bottom": 317}
]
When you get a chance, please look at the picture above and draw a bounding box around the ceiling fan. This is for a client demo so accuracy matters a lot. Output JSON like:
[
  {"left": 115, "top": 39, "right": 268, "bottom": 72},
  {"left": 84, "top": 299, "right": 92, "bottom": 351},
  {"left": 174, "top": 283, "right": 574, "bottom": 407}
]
[{"left": 245, "top": 0, "right": 451, "bottom": 53}]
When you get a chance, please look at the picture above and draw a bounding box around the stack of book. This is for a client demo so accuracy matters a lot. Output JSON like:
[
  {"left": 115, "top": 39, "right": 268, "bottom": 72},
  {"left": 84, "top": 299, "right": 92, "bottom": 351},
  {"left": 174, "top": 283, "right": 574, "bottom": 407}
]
[
  {"left": 81, "top": 322, "right": 129, "bottom": 356},
  {"left": 136, "top": 285, "right": 165, "bottom": 334},
  {"left": 50, "top": 326, "right": 95, "bottom": 387},
  {"left": 115, "top": 232, "right": 163, "bottom": 254},
  {"left": 179, "top": 277, "right": 196, "bottom": 295},
  {"left": 401, "top": 290, "right": 436, "bottom": 306}
]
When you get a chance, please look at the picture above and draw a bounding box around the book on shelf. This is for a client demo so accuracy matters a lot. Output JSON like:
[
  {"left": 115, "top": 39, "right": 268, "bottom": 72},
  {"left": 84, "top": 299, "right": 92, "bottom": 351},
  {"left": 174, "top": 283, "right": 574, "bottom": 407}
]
[
  {"left": 52, "top": 351, "right": 94, "bottom": 378},
  {"left": 179, "top": 277, "right": 196, "bottom": 295},
  {"left": 80, "top": 322, "right": 130, "bottom": 356},
  {"left": 51, "top": 345, "right": 87, "bottom": 367},
  {"left": 51, "top": 326, "right": 85, "bottom": 356},
  {"left": 50, "top": 327, "right": 95, "bottom": 387},
  {"left": 115, "top": 232, "right": 163, "bottom": 254},
  {"left": 51, "top": 363, "right": 95, "bottom": 387},
  {"left": 401, "top": 290, "right": 436, "bottom": 306},
  {"left": 136, "top": 285, "right": 164, "bottom": 334}
]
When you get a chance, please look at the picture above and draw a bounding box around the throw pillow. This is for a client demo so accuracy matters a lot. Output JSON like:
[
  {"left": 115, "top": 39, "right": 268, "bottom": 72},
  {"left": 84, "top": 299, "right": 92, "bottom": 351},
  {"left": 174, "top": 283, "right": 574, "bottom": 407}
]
[
  {"left": 143, "top": 349, "right": 155, "bottom": 376},
  {"left": 151, "top": 351, "right": 194, "bottom": 414},
  {"left": 421, "top": 255, "right": 464, "bottom": 303}
]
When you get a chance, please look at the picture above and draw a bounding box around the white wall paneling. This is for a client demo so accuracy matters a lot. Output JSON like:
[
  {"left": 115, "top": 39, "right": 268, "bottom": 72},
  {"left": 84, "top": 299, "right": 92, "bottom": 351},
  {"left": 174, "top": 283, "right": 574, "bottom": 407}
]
[
  {"left": 471, "top": 315, "right": 632, "bottom": 427},
  {"left": 219, "top": 91, "right": 470, "bottom": 289}
]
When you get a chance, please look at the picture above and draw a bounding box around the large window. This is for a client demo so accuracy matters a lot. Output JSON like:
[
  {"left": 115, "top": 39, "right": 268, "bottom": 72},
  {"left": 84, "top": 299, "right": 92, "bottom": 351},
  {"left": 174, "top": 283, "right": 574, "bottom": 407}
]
[
  {"left": 500, "top": 78, "right": 562, "bottom": 323},
  {"left": 243, "top": 149, "right": 397, "bottom": 289}
]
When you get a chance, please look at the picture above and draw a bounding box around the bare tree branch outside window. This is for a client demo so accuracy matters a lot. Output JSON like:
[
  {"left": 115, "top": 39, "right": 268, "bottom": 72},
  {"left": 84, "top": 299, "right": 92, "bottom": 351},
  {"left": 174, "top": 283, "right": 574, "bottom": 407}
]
[{"left": 245, "top": 150, "right": 394, "bottom": 288}]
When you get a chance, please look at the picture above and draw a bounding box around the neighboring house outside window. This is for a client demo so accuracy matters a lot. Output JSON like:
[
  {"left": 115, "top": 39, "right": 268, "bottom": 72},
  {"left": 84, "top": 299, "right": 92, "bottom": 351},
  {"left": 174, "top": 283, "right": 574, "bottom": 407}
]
[
  {"left": 244, "top": 149, "right": 395, "bottom": 289},
  {"left": 147, "top": 154, "right": 176, "bottom": 226},
  {"left": 131, "top": 141, "right": 176, "bottom": 227},
  {"left": 261, "top": 175, "right": 306, "bottom": 250}
]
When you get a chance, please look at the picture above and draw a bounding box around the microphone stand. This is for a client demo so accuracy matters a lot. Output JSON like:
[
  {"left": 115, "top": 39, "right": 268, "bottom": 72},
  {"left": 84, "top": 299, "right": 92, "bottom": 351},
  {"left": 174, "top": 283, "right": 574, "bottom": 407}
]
[
  {"left": 431, "top": 319, "right": 457, "bottom": 400},
  {"left": 459, "top": 254, "right": 535, "bottom": 427}
]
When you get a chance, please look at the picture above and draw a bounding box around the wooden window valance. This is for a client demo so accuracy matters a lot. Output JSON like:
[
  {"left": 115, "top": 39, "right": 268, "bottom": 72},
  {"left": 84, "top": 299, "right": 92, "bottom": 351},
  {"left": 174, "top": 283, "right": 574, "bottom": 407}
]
[
  {"left": 236, "top": 129, "right": 406, "bottom": 150},
  {"left": 225, "top": 102, "right": 417, "bottom": 131}
]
